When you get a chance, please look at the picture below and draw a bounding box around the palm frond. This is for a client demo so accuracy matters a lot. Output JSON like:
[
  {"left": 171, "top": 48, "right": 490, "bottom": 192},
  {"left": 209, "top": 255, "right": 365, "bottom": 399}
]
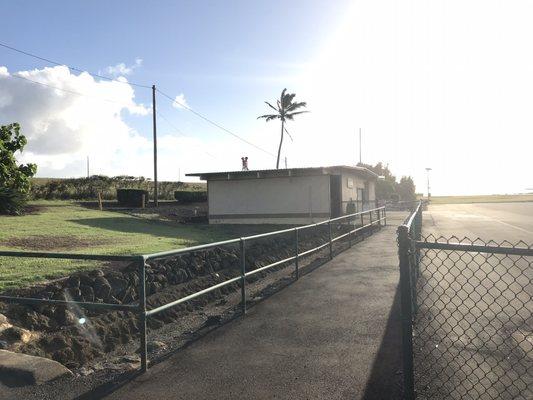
[
  {"left": 280, "top": 88, "right": 287, "bottom": 105},
  {"left": 265, "top": 101, "right": 278, "bottom": 112},
  {"left": 282, "top": 93, "right": 296, "bottom": 109},
  {"left": 285, "top": 110, "right": 309, "bottom": 120},
  {"left": 286, "top": 101, "right": 307, "bottom": 112},
  {"left": 257, "top": 114, "right": 279, "bottom": 121},
  {"left": 284, "top": 127, "right": 294, "bottom": 142}
]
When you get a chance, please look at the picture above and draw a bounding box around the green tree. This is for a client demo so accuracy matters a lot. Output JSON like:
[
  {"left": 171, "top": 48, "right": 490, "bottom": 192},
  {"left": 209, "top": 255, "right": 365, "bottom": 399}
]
[
  {"left": 258, "top": 88, "right": 308, "bottom": 169},
  {"left": 359, "top": 162, "right": 417, "bottom": 201},
  {"left": 360, "top": 162, "right": 397, "bottom": 200},
  {"left": 0, "top": 123, "right": 37, "bottom": 214},
  {"left": 397, "top": 176, "right": 416, "bottom": 202}
]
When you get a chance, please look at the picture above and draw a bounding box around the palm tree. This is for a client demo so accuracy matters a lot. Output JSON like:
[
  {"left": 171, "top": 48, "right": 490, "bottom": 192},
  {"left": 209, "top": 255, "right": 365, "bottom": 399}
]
[{"left": 258, "top": 88, "right": 308, "bottom": 169}]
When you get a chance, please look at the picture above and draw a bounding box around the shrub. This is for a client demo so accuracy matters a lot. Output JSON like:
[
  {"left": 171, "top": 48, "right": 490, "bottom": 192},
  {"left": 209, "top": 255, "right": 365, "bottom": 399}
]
[
  {"left": 346, "top": 200, "right": 356, "bottom": 215},
  {"left": 0, "top": 187, "right": 27, "bottom": 215},
  {"left": 174, "top": 190, "right": 207, "bottom": 203},
  {"left": 116, "top": 189, "right": 149, "bottom": 207},
  {"left": 30, "top": 176, "right": 205, "bottom": 201}
]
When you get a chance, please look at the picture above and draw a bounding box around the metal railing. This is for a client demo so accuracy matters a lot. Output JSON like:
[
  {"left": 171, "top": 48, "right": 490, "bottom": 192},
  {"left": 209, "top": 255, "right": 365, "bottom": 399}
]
[
  {"left": 398, "top": 202, "right": 532, "bottom": 399},
  {"left": 0, "top": 206, "right": 386, "bottom": 372}
]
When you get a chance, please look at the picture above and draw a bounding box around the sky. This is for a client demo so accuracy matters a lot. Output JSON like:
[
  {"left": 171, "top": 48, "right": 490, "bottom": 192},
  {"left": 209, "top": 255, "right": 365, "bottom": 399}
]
[{"left": 1, "top": 0, "right": 532, "bottom": 196}]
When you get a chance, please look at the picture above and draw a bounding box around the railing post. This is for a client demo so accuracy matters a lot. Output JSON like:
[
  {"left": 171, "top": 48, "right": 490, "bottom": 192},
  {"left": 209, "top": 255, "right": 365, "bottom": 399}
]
[
  {"left": 377, "top": 209, "right": 381, "bottom": 227},
  {"left": 353, "top": 213, "right": 357, "bottom": 242},
  {"left": 369, "top": 209, "right": 373, "bottom": 228},
  {"left": 240, "top": 238, "right": 246, "bottom": 314},
  {"left": 349, "top": 215, "right": 353, "bottom": 247},
  {"left": 328, "top": 220, "right": 333, "bottom": 259},
  {"left": 360, "top": 212, "right": 365, "bottom": 240},
  {"left": 138, "top": 258, "right": 148, "bottom": 372},
  {"left": 397, "top": 225, "right": 415, "bottom": 400},
  {"left": 384, "top": 207, "right": 387, "bottom": 226},
  {"left": 294, "top": 228, "right": 299, "bottom": 279}
]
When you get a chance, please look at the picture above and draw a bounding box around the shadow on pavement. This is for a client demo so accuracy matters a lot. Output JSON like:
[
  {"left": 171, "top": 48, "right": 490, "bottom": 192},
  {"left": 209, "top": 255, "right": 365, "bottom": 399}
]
[{"left": 361, "top": 286, "right": 403, "bottom": 400}]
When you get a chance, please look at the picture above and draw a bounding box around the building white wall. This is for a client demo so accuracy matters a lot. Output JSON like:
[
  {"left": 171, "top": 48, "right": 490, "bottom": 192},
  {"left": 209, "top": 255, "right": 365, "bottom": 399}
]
[
  {"left": 339, "top": 173, "right": 376, "bottom": 213},
  {"left": 208, "top": 175, "right": 331, "bottom": 224},
  {"left": 340, "top": 173, "right": 367, "bottom": 202}
]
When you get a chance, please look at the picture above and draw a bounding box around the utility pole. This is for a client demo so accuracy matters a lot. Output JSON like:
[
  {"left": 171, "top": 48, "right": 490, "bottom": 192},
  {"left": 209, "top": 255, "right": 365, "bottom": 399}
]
[
  {"left": 425, "top": 167, "right": 432, "bottom": 200},
  {"left": 86, "top": 156, "right": 89, "bottom": 178},
  {"left": 152, "top": 85, "right": 158, "bottom": 207},
  {"left": 359, "top": 128, "right": 362, "bottom": 165}
]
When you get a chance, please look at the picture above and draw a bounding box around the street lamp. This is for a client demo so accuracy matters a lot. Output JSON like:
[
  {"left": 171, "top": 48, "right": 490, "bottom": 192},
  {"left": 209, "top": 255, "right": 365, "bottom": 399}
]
[{"left": 425, "top": 168, "right": 432, "bottom": 200}]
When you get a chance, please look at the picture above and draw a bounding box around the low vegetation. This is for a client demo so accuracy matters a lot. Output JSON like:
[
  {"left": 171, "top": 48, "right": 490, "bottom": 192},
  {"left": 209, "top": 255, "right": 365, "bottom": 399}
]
[
  {"left": 30, "top": 176, "right": 205, "bottom": 201},
  {"left": 174, "top": 190, "right": 208, "bottom": 203}
]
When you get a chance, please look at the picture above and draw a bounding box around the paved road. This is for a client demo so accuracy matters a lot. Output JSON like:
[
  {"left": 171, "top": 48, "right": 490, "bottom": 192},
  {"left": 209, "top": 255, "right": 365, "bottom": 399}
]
[
  {"left": 424, "top": 202, "right": 533, "bottom": 242},
  {"left": 103, "top": 222, "right": 404, "bottom": 400},
  {"left": 416, "top": 202, "right": 532, "bottom": 399}
]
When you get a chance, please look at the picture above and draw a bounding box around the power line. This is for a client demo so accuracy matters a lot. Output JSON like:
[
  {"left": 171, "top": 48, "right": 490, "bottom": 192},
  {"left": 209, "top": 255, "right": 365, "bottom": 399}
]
[
  {"left": 156, "top": 111, "right": 187, "bottom": 136},
  {"left": 1, "top": 42, "right": 275, "bottom": 158},
  {"left": 5, "top": 73, "right": 145, "bottom": 107},
  {"left": 156, "top": 88, "right": 276, "bottom": 158},
  {"left": 0, "top": 41, "right": 151, "bottom": 89},
  {"left": 156, "top": 110, "right": 217, "bottom": 159}
]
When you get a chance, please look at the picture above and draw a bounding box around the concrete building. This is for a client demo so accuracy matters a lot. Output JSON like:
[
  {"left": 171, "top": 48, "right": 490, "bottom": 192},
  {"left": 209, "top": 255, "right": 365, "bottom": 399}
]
[{"left": 187, "top": 165, "right": 378, "bottom": 224}]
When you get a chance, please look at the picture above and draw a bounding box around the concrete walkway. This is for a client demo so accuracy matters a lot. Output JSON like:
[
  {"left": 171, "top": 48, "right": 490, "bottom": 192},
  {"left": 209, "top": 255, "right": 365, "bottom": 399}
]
[{"left": 104, "top": 223, "right": 403, "bottom": 400}]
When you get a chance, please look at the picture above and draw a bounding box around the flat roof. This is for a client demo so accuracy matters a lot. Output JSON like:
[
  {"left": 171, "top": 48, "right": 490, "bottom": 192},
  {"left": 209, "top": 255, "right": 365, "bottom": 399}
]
[{"left": 186, "top": 165, "right": 378, "bottom": 181}]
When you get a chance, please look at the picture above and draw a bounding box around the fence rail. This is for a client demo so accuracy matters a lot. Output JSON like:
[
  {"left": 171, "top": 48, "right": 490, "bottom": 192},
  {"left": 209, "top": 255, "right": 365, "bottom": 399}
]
[
  {"left": 0, "top": 206, "right": 386, "bottom": 373},
  {"left": 398, "top": 202, "right": 533, "bottom": 399}
]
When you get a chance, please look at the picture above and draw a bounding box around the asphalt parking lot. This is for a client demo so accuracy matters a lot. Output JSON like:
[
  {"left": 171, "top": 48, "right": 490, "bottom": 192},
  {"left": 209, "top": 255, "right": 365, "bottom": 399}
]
[
  {"left": 423, "top": 202, "right": 533, "bottom": 242},
  {"left": 415, "top": 202, "right": 532, "bottom": 399}
]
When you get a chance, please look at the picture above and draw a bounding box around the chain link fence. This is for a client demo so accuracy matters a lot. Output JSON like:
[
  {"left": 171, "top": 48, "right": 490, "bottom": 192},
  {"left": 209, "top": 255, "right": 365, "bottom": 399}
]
[{"left": 398, "top": 203, "right": 532, "bottom": 399}]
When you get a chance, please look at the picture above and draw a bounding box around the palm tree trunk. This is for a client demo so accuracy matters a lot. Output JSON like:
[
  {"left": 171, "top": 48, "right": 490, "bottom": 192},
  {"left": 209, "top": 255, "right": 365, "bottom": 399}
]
[{"left": 276, "top": 119, "right": 284, "bottom": 169}]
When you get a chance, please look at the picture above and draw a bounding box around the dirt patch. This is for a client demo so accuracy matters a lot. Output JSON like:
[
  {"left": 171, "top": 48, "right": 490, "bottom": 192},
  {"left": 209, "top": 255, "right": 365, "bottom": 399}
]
[
  {"left": 23, "top": 205, "right": 47, "bottom": 215},
  {"left": 124, "top": 202, "right": 208, "bottom": 223},
  {"left": 2, "top": 235, "right": 112, "bottom": 251}
]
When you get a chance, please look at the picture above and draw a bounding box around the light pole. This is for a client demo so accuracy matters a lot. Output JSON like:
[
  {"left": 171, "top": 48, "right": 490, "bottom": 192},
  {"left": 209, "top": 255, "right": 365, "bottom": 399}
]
[{"left": 425, "top": 168, "right": 432, "bottom": 200}]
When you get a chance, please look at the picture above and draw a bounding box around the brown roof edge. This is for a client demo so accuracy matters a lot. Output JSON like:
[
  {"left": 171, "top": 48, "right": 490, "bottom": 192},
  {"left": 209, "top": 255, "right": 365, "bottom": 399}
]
[{"left": 186, "top": 165, "right": 378, "bottom": 180}]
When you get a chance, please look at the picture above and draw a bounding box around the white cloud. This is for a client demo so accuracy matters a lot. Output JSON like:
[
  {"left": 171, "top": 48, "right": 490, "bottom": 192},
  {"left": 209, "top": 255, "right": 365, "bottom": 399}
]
[
  {"left": 0, "top": 65, "right": 240, "bottom": 180},
  {"left": 172, "top": 93, "right": 189, "bottom": 109},
  {"left": 105, "top": 58, "right": 143, "bottom": 76},
  {"left": 0, "top": 65, "right": 152, "bottom": 175}
]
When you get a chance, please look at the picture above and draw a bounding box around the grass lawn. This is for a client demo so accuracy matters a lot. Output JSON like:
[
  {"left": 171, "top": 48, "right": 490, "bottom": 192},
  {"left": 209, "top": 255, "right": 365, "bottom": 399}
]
[
  {"left": 429, "top": 194, "right": 533, "bottom": 204},
  {"left": 0, "top": 201, "right": 285, "bottom": 290}
]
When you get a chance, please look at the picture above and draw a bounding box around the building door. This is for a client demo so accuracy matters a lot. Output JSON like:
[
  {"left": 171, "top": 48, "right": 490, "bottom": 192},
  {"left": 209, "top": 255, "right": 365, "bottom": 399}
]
[
  {"left": 357, "top": 188, "right": 365, "bottom": 211},
  {"left": 330, "top": 175, "right": 342, "bottom": 218}
]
